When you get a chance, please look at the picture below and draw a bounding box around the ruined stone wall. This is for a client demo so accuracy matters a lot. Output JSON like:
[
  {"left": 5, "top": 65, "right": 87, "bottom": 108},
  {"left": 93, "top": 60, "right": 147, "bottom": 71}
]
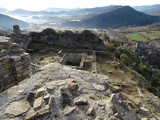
[
  {"left": 10, "top": 26, "right": 106, "bottom": 51},
  {"left": 10, "top": 53, "right": 31, "bottom": 82},
  {"left": 0, "top": 36, "right": 31, "bottom": 92},
  {"left": 28, "top": 29, "right": 106, "bottom": 50},
  {"left": 0, "top": 55, "right": 14, "bottom": 91}
]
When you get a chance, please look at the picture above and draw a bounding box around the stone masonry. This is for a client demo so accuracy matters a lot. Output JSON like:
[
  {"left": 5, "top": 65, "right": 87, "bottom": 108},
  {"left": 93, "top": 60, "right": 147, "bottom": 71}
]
[
  {"left": 10, "top": 25, "right": 106, "bottom": 51},
  {"left": 0, "top": 36, "right": 31, "bottom": 92}
]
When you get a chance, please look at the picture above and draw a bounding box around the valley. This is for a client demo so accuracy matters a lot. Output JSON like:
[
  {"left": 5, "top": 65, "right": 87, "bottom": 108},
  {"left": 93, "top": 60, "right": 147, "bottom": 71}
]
[{"left": 0, "top": 5, "right": 160, "bottom": 31}]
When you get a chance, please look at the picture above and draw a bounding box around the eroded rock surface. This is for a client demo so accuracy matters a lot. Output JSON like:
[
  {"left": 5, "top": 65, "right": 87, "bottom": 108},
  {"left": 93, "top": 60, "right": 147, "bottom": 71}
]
[
  {"left": 5, "top": 99, "right": 30, "bottom": 117},
  {"left": 0, "top": 63, "right": 158, "bottom": 120}
]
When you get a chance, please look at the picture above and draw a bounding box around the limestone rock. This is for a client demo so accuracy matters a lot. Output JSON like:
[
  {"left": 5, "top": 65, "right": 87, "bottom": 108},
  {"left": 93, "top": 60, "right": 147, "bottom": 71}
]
[
  {"left": 48, "top": 95, "right": 54, "bottom": 107},
  {"left": 111, "top": 93, "right": 141, "bottom": 120},
  {"left": 5, "top": 99, "right": 30, "bottom": 117},
  {"left": 89, "top": 94, "right": 100, "bottom": 101},
  {"left": 37, "top": 108, "right": 51, "bottom": 117},
  {"left": 96, "top": 74, "right": 109, "bottom": 81},
  {"left": 92, "top": 83, "right": 105, "bottom": 91},
  {"left": 86, "top": 107, "right": 94, "bottom": 116},
  {"left": 10, "top": 55, "right": 21, "bottom": 62},
  {"left": 110, "top": 85, "right": 122, "bottom": 93},
  {"left": 33, "top": 97, "right": 43, "bottom": 110},
  {"left": 95, "top": 116, "right": 105, "bottom": 120},
  {"left": 97, "top": 100, "right": 106, "bottom": 106},
  {"left": 128, "top": 96, "right": 141, "bottom": 107},
  {"left": 139, "top": 107, "right": 150, "bottom": 116},
  {"left": 25, "top": 105, "right": 51, "bottom": 120},
  {"left": 108, "top": 115, "right": 119, "bottom": 120},
  {"left": 67, "top": 82, "right": 79, "bottom": 91},
  {"left": 75, "top": 97, "right": 88, "bottom": 105},
  {"left": 63, "top": 106, "right": 75, "bottom": 115},
  {"left": 36, "top": 87, "right": 46, "bottom": 98},
  {"left": 25, "top": 108, "right": 37, "bottom": 120}
]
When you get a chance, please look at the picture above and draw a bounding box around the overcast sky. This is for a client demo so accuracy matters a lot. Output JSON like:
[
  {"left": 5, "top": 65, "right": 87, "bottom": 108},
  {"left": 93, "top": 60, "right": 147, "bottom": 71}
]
[{"left": 0, "top": 0, "right": 160, "bottom": 11}]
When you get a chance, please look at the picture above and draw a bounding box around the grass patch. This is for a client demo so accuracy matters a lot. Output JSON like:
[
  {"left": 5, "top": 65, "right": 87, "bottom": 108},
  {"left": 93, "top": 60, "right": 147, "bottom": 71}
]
[
  {"left": 126, "top": 31, "right": 160, "bottom": 41},
  {"left": 147, "top": 31, "right": 160, "bottom": 39},
  {"left": 96, "top": 54, "right": 138, "bottom": 85},
  {"left": 126, "top": 33, "right": 149, "bottom": 42}
]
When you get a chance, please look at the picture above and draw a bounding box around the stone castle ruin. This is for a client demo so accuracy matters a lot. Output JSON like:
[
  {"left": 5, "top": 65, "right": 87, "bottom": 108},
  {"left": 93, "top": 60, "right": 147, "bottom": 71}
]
[
  {"left": 11, "top": 25, "right": 106, "bottom": 51},
  {"left": 0, "top": 25, "right": 160, "bottom": 120},
  {"left": 0, "top": 25, "right": 106, "bottom": 92}
]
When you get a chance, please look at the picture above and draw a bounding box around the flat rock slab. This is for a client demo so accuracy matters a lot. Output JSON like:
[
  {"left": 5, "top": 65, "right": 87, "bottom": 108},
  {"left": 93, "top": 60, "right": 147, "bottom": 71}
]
[
  {"left": 63, "top": 106, "right": 75, "bottom": 115},
  {"left": 33, "top": 97, "right": 43, "bottom": 110},
  {"left": 91, "top": 83, "right": 105, "bottom": 91},
  {"left": 5, "top": 99, "right": 30, "bottom": 117}
]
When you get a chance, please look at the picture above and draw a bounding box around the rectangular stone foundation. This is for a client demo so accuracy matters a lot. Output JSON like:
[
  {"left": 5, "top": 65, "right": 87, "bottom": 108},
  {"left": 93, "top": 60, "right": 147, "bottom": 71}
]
[
  {"left": 0, "top": 53, "right": 31, "bottom": 92},
  {"left": 0, "top": 37, "right": 32, "bottom": 92}
]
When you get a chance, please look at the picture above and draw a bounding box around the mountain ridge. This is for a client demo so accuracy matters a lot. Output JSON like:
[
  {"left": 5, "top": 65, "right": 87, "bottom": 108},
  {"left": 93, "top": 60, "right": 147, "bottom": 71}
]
[
  {"left": 134, "top": 4, "right": 160, "bottom": 15},
  {"left": 0, "top": 5, "right": 160, "bottom": 29},
  {"left": 65, "top": 6, "right": 160, "bottom": 28},
  {"left": 0, "top": 13, "right": 28, "bottom": 29}
]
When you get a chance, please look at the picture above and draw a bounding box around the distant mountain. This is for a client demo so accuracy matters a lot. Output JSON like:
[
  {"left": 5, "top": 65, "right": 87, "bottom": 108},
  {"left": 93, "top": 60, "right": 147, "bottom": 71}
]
[
  {"left": 0, "top": 14, "right": 28, "bottom": 29},
  {"left": 2, "top": 5, "right": 160, "bottom": 29},
  {"left": 7, "top": 8, "right": 74, "bottom": 18},
  {"left": 2, "top": 6, "right": 124, "bottom": 26},
  {"left": 65, "top": 6, "right": 160, "bottom": 28},
  {"left": 7, "top": 9, "right": 40, "bottom": 15},
  {"left": 73, "top": 5, "right": 122, "bottom": 16},
  {"left": 134, "top": 4, "right": 160, "bottom": 15},
  {"left": 0, "top": 8, "right": 7, "bottom": 13}
]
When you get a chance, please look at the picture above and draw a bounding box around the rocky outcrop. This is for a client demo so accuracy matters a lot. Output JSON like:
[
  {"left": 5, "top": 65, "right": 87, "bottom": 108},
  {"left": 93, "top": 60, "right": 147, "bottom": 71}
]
[
  {"left": 10, "top": 26, "right": 106, "bottom": 51},
  {"left": 0, "top": 63, "right": 156, "bottom": 120},
  {"left": 0, "top": 36, "right": 31, "bottom": 92}
]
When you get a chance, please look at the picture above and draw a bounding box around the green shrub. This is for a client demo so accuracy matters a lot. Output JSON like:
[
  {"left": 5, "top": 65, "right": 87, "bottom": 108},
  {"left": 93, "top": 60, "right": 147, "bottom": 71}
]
[{"left": 106, "top": 40, "right": 160, "bottom": 97}]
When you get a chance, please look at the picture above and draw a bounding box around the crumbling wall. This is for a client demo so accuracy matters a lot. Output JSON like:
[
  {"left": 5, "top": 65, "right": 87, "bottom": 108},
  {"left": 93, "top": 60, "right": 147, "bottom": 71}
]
[
  {"left": 10, "top": 53, "right": 31, "bottom": 82},
  {"left": 10, "top": 25, "right": 31, "bottom": 51},
  {"left": 10, "top": 26, "right": 106, "bottom": 51},
  {"left": 29, "top": 29, "right": 105, "bottom": 50},
  {"left": 0, "top": 55, "right": 14, "bottom": 91},
  {"left": 0, "top": 36, "right": 31, "bottom": 92}
]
